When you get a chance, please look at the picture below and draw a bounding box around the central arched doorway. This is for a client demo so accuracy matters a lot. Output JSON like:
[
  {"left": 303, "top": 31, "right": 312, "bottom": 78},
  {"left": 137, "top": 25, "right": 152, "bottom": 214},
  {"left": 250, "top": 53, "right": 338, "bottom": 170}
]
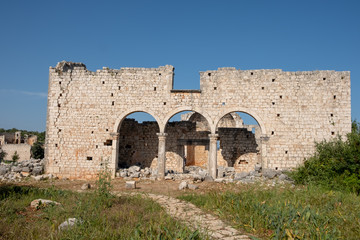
[{"left": 164, "top": 110, "right": 212, "bottom": 173}]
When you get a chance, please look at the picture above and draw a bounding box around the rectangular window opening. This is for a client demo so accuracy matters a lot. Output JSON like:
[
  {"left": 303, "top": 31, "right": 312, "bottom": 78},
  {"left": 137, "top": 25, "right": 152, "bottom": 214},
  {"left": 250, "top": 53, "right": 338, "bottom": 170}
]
[
  {"left": 154, "top": 87, "right": 156, "bottom": 91},
  {"left": 104, "top": 140, "right": 113, "bottom": 146},
  {"left": 87, "top": 156, "right": 93, "bottom": 161}
]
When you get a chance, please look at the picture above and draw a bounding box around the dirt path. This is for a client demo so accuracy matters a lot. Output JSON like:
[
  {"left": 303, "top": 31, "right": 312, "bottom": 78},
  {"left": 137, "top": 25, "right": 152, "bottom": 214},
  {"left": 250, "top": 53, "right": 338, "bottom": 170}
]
[{"left": 116, "top": 191, "right": 253, "bottom": 240}]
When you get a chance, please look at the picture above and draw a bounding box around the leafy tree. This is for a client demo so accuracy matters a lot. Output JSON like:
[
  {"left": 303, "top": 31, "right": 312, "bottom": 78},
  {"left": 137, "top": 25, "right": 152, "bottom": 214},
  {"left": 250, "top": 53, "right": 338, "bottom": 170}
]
[{"left": 31, "top": 142, "right": 44, "bottom": 159}]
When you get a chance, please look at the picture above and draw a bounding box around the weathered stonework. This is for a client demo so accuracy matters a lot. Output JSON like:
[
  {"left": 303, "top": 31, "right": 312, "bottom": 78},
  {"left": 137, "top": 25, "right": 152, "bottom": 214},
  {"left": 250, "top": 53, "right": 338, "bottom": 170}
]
[
  {"left": 0, "top": 131, "right": 38, "bottom": 161},
  {"left": 45, "top": 61, "right": 351, "bottom": 179}
]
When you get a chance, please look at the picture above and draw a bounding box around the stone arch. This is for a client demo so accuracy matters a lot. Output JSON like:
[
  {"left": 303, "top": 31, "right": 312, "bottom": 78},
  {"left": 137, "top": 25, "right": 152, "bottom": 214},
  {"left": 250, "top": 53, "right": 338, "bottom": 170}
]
[
  {"left": 163, "top": 107, "right": 214, "bottom": 133},
  {"left": 215, "top": 107, "right": 268, "bottom": 171},
  {"left": 113, "top": 108, "right": 162, "bottom": 133},
  {"left": 112, "top": 109, "right": 162, "bottom": 172},
  {"left": 215, "top": 107, "right": 267, "bottom": 135}
]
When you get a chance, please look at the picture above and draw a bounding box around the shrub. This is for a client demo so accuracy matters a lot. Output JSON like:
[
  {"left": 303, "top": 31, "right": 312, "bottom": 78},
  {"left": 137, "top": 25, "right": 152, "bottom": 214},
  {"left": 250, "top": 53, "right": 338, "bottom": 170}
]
[
  {"left": 94, "top": 158, "right": 114, "bottom": 207},
  {"left": 291, "top": 120, "right": 360, "bottom": 194},
  {"left": 31, "top": 142, "right": 44, "bottom": 159},
  {"left": 12, "top": 151, "right": 19, "bottom": 162},
  {"left": 0, "top": 147, "right": 6, "bottom": 163}
]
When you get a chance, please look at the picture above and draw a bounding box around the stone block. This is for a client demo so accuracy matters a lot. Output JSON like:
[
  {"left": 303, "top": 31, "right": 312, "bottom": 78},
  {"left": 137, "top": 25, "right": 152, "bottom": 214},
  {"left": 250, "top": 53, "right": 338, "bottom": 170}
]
[{"left": 125, "top": 181, "right": 136, "bottom": 189}]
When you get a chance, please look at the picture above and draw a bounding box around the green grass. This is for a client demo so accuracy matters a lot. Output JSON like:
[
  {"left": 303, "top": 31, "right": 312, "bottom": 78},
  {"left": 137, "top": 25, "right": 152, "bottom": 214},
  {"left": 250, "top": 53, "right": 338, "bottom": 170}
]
[
  {"left": 179, "top": 184, "right": 360, "bottom": 239},
  {"left": 0, "top": 184, "right": 202, "bottom": 240}
]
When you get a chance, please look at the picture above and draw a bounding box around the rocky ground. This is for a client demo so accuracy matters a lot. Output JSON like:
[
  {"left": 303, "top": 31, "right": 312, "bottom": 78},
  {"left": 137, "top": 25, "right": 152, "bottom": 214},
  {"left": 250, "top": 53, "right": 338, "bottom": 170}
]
[
  {"left": 0, "top": 158, "right": 57, "bottom": 182},
  {"left": 0, "top": 159, "right": 294, "bottom": 188}
]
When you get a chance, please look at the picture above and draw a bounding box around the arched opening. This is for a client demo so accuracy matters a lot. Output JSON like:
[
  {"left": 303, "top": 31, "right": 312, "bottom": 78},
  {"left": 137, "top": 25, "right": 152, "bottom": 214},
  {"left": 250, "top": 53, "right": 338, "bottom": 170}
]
[
  {"left": 116, "top": 112, "right": 160, "bottom": 170},
  {"left": 216, "top": 112, "right": 262, "bottom": 174},
  {"left": 164, "top": 111, "right": 211, "bottom": 173}
]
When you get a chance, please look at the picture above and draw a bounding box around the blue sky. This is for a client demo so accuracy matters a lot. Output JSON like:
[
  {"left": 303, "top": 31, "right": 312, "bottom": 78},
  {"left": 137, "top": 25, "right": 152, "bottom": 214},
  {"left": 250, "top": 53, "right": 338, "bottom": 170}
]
[{"left": 0, "top": 0, "right": 359, "bottom": 131}]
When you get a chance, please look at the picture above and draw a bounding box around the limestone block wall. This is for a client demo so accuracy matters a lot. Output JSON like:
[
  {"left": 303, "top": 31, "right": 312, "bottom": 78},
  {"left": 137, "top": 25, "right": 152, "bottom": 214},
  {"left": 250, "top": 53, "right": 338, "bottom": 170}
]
[
  {"left": 45, "top": 61, "right": 351, "bottom": 179},
  {"left": 2, "top": 144, "right": 31, "bottom": 161}
]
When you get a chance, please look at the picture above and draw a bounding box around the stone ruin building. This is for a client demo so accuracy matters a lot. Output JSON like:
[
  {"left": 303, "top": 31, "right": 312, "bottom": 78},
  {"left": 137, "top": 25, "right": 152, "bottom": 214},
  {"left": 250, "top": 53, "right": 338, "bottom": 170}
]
[
  {"left": 45, "top": 61, "right": 351, "bottom": 179},
  {"left": 0, "top": 131, "right": 37, "bottom": 161}
]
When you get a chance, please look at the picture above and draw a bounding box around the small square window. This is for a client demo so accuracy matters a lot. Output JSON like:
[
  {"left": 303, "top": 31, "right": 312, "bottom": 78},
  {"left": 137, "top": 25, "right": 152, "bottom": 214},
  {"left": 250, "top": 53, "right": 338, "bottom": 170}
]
[{"left": 87, "top": 156, "right": 93, "bottom": 161}]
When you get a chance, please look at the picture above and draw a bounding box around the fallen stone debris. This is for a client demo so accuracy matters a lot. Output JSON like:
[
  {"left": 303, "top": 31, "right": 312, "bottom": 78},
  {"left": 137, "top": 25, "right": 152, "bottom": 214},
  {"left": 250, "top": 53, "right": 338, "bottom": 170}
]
[
  {"left": 116, "top": 164, "right": 294, "bottom": 187},
  {"left": 1, "top": 159, "right": 294, "bottom": 187},
  {"left": 0, "top": 158, "right": 58, "bottom": 182},
  {"left": 30, "top": 199, "right": 61, "bottom": 209},
  {"left": 125, "top": 181, "right": 136, "bottom": 189},
  {"left": 58, "top": 218, "right": 83, "bottom": 231},
  {"left": 81, "top": 183, "right": 91, "bottom": 190}
]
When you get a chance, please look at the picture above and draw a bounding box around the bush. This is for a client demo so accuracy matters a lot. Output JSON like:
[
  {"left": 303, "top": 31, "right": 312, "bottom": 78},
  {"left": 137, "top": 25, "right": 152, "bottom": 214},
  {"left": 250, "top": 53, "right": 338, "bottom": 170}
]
[
  {"left": 12, "top": 151, "right": 19, "bottom": 162},
  {"left": 0, "top": 147, "right": 6, "bottom": 163},
  {"left": 291, "top": 120, "right": 360, "bottom": 194},
  {"left": 31, "top": 142, "right": 44, "bottom": 159}
]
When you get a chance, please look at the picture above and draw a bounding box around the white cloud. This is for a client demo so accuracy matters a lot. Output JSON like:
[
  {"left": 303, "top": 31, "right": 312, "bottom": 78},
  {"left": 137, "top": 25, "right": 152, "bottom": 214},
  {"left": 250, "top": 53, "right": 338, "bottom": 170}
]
[{"left": 0, "top": 89, "right": 47, "bottom": 98}]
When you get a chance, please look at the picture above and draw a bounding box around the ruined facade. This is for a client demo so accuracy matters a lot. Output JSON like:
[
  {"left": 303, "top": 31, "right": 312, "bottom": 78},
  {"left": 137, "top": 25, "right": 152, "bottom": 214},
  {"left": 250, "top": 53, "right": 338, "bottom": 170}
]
[
  {"left": 0, "top": 131, "right": 37, "bottom": 161},
  {"left": 45, "top": 61, "right": 351, "bottom": 179}
]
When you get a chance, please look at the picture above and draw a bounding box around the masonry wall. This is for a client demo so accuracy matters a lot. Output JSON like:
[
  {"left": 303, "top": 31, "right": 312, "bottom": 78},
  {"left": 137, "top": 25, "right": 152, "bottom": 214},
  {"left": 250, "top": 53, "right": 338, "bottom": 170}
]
[
  {"left": 2, "top": 144, "right": 31, "bottom": 161},
  {"left": 45, "top": 61, "right": 351, "bottom": 179}
]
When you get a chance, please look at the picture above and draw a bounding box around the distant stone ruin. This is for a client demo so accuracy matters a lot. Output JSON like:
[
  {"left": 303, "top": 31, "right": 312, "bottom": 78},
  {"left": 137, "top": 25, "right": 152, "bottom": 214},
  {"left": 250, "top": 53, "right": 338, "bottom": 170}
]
[
  {"left": 0, "top": 131, "right": 37, "bottom": 161},
  {"left": 45, "top": 61, "right": 351, "bottom": 179}
]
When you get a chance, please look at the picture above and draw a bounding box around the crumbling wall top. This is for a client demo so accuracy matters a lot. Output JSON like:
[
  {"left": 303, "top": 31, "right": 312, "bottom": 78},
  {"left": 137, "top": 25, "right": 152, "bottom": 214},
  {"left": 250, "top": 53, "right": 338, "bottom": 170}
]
[{"left": 53, "top": 61, "right": 87, "bottom": 72}]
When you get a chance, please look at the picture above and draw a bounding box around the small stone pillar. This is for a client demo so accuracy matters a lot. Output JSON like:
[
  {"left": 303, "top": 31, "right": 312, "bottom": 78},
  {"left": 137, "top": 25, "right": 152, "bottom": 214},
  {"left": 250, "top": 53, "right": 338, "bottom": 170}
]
[
  {"left": 157, "top": 133, "right": 168, "bottom": 179},
  {"left": 208, "top": 134, "right": 219, "bottom": 179}
]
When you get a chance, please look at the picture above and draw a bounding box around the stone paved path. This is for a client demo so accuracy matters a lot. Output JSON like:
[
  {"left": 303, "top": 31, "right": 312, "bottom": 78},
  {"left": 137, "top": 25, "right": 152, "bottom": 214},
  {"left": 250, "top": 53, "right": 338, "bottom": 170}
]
[{"left": 116, "top": 192, "right": 253, "bottom": 240}]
